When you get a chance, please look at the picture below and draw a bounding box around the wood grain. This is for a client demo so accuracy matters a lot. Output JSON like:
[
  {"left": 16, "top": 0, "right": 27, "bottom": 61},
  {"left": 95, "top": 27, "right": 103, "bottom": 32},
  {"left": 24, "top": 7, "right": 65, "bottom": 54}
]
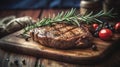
[
  {"left": 0, "top": 49, "right": 7, "bottom": 67},
  {"left": 0, "top": 30, "right": 120, "bottom": 64},
  {"left": 40, "top": 58, "right": 80, "bottom": 67},
  {"left": 0, "top": 10, "right": 41, "bottom": 20},
  {"left": 8, "top": 53, "right": 36, "bottom": 67},
  {"left": 0, "top": 49, "right": 37, "bottom": 67},
  {"left": 0, "top": 9, "right": 120, "bottom": 66},
  {"left": 41, "top": 9, "right": 80, "bottom": 18},
  {"left": 16, "top": 10, "right": 41, "bottom": 20},
  {"left": 1, "top": 48, "right": 120, "bottom": 67},
  {"left": 38, "top": 49, "right": 120, "bottom": 67}
]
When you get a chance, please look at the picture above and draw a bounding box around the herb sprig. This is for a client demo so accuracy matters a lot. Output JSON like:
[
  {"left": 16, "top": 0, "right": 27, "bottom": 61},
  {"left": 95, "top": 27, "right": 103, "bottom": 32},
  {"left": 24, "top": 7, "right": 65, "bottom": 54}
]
[{"left": 23, "top": 8, "right": 115, "bottom": 35}]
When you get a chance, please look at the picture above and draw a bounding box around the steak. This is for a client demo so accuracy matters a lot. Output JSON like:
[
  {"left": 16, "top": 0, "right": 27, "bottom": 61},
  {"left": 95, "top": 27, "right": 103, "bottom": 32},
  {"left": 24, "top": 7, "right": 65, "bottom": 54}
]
[{"left": 30, "top": 23, "right": 93, "bottom": 49}]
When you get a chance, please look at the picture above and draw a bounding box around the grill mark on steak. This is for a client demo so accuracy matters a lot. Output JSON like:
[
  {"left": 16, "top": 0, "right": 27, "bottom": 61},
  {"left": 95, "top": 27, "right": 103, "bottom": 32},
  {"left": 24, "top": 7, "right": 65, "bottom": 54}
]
[
  {"left": 30, "top": 23, "right": 93, "bottom": 49},
  {"left": 52, "top": 24, "right": 86, "bottom": 40}
]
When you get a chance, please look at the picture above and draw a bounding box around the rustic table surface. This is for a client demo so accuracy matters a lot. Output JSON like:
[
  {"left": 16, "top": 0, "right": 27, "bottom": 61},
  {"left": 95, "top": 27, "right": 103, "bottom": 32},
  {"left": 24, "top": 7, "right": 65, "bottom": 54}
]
[{"left": 0, "top": 9, "right": 120, "bottom": 67}]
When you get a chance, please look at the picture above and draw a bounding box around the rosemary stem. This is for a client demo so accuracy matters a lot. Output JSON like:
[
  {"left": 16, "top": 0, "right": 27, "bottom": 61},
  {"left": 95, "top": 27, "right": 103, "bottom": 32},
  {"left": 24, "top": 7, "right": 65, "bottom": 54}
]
[{"left": 22, "top": 9, "right": 115, "bottom": 35}]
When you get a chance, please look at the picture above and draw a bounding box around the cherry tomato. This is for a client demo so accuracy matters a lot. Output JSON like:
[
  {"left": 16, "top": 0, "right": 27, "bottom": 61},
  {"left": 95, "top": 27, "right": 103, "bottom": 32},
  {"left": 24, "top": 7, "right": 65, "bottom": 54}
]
[
  {"left": 99, "top": 29, "right": 113, "bottom": 40},
  {"left": 115, "top": 22, "right": 120, "bottom": 32},
  {"left": 92, "top": 23, "right": 98, "bottom": 30}
]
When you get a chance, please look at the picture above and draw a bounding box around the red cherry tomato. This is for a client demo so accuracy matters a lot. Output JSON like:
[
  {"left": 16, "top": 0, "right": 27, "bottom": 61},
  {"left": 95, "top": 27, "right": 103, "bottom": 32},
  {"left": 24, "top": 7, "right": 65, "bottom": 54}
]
[
  {"left": 115, "top": 22, "right": 120, "bottom": 32},
  {"left": 92, "top": 23, "right": 98, "bottom": 30},
  {"left": 99, "top": 29, "right": 113, "bottom": 40}
]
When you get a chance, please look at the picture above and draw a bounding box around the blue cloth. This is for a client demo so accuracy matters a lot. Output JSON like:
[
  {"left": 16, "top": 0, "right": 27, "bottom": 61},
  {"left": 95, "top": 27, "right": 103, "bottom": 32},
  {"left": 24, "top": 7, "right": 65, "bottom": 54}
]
[{"left": 0, "top": 0, "right": 80, "bottom": 9}]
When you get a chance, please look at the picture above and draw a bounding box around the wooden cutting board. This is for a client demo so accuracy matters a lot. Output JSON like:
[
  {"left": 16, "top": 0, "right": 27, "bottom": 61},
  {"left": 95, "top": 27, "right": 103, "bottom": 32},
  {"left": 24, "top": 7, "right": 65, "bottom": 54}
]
[{"left": 0, "top": 30, "right": 120, "bottom": 64}]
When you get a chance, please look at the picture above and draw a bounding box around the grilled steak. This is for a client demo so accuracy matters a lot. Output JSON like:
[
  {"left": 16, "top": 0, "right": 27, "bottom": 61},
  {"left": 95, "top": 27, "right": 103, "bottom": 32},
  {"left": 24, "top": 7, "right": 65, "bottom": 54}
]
[{"left": 30, "top": 23, "right": 93, "bottom": 49}]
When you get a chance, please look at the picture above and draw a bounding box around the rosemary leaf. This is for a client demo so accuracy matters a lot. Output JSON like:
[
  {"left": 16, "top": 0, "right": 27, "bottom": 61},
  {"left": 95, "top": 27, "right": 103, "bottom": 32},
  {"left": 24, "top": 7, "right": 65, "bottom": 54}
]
[
  {"left": 86, "top": 11, "right": 93, "bottom": 17},
  {"left": 94, "top": 18, "right": 103, "bottom": 23},
  {"left": 22, "top": 8, "right": 115, "bottom": 35}
]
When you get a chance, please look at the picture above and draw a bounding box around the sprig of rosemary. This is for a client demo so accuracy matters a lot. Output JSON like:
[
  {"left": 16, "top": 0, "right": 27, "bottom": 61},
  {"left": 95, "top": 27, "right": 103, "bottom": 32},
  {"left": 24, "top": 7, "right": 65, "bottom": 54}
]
[{"left": 23, "top": 8, "right": 115, "bottom": 35}]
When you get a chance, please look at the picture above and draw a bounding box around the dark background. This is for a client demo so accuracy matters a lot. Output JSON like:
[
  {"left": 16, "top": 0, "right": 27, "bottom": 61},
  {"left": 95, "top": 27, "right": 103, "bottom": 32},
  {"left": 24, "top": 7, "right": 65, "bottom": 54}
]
[{"left": 0, "top": 0, "right": 80, "bottom": 9}]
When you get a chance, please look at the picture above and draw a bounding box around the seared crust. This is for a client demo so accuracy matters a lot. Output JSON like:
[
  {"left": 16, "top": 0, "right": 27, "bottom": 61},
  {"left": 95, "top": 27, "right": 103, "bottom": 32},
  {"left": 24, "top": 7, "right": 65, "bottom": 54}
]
[{"left": 30, "top": 23, "right": 93, "bottom": 49}]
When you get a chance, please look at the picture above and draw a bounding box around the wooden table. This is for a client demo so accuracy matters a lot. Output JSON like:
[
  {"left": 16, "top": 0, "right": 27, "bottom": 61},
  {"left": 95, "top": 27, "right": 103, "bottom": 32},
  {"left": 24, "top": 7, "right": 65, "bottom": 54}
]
[{"left": 0, "top": 9, "right": 120, "bottom": 67}]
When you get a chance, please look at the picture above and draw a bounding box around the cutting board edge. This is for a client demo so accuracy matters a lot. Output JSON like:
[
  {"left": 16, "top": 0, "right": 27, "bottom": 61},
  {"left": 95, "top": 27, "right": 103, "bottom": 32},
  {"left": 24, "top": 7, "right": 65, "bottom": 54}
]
[{"left": 0, "top": 39, "right": 115, "bottom": 64}]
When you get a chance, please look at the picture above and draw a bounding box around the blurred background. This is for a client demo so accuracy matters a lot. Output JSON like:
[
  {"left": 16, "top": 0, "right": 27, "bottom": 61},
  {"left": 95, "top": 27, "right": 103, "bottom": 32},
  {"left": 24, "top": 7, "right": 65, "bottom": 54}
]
[
  {"left": 0, "top": 0, "right": 120, "bottom": 35},
  {"left": 0, "top": 0, "right": 80, "bottom": 9},
  {"left": 0, "top": 0, "right": 82, "bottom": 20},
  {"left": 0, "top": 0, "right": 120, "bottom": 17}
]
